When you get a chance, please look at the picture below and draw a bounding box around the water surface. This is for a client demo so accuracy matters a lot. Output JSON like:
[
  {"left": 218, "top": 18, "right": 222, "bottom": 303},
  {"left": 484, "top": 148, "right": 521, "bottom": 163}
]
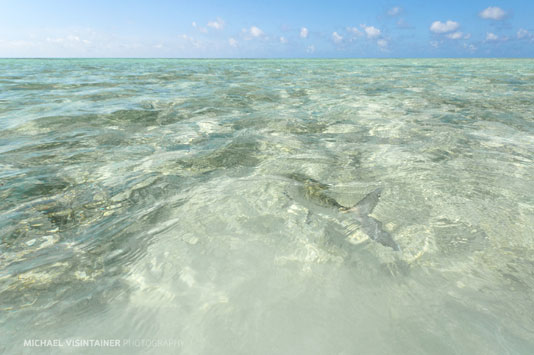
[{"left": 1, "top": 59, "right": 534, "bottom": 354}]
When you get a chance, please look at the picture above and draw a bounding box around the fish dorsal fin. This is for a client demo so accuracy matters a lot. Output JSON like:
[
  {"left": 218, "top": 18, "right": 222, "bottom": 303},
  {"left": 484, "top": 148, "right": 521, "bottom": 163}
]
[{"left": 353, "top": 187, "right": 383, "bottom": 215}]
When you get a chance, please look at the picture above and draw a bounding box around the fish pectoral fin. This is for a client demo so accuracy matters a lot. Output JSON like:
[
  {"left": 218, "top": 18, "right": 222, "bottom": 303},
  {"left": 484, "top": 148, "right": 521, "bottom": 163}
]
[{"left": 367, "top": 216, "right": 400, "bottom": 251}]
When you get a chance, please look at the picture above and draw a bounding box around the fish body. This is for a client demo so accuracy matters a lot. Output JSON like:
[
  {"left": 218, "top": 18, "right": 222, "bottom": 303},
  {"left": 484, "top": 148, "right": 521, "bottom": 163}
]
[{"left": 286, "top": 174, "right": 399, "bottom": 251}]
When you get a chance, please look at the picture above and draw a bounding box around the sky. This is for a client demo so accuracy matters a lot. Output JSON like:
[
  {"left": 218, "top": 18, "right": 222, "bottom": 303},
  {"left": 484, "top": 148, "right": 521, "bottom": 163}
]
[{"left": 0, "top": 0, "right": 533, "bottom": 58}]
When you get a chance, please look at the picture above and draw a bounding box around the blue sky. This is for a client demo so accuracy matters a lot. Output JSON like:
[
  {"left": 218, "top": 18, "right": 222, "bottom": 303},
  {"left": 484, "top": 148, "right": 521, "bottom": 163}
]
[{"left": 0, "top": 0, "right": 533, "bottom": 57}]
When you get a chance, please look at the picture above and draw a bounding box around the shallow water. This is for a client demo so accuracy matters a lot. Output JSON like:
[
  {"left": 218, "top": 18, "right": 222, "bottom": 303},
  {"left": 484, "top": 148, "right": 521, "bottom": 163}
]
[{"left": 1, "top": 59, "right": 534, "bottom": 354}]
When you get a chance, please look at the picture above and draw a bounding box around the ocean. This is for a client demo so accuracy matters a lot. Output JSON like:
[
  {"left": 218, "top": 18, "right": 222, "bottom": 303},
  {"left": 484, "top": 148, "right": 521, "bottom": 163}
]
[{"left": 1, "top": 59, "right": 533, "bottom": 354}]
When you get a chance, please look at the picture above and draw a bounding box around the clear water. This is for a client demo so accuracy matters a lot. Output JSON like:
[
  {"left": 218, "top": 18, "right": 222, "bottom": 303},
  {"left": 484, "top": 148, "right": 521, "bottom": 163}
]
[{"left": 1, "top": 59, "right": 534, "bottom": 354}]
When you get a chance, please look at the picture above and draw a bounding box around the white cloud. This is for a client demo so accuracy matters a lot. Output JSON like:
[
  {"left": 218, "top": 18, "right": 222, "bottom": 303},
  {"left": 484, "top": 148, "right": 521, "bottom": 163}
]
[
  {"left": 430, "top": 20, "right": 459, "bottom": 34},
  {"left": 430, "top": 41, "right": 440, "bottom": 48},
  {"left": 45, "top": 34, "right": 91, "bottom": 46},
  {"left": 0, "top": 29, "right": 181, "bottom": 57},
  {"left": 346, "top": 27, "right": 362, "bottom": 36},
  {"left": 45, "top": 37, "right": 62, "bottom": 43},
  {"left": 479, "top": 7, "right": 506, "bottom": 20},
  {"left": 517, "top": 29, "right": 532, "bottom": 39},
  {"left": 361, "top": 25, "right": 381, "bottom": 39},
  {"left": 249, "top": 26, "right": 264, "bottom": 37},
  {"left": 486, "top": 32, "right": 499, "bottom": 41},
  {"left": 207, "top": 18, "right": 225, "bottom": 30},
  {"left": 306, "top": 45, "right": 315, "bottom": 53},
  {"left": 332, "top": 32, "right": 343, "bottom": 43},
  {"left": 388, "top": 6, "right": 402, "bottom": 16},
  {"left": 192, "top": 21, "right": 208, "bottom": 33},
  {"left": 446, "top": 31, "right": 471, "bottom": 40},
  {"left": 300, "top": 27, "right": 309, "bottom": 38},
  {"left": 446, "top": 32, "right": 463, "bottom": 40},
  {"left": 181, "top": 34, "right": 203, "bottom": 48},
  {"left": 517, "top": 29, "right": 528, "bottom": 39},
  {"left": 228, "top": 38, "right": 238, "bottom": 47},
  {"left": 377, "top": 39, "right": 388, "bottom": 48},
  {"left": 279, "top": 36, "right": 287, "bottom": 44}
]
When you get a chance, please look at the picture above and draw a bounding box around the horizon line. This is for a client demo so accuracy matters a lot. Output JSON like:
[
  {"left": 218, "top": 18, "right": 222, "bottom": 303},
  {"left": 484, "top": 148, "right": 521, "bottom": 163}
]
[{"left": 1, "top": 57, "right": 533, "bottom": 60}]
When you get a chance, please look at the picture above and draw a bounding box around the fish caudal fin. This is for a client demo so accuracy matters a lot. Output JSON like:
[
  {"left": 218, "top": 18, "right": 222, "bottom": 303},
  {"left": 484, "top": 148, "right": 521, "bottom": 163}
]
[
  {"left": 353, "top": 187, "right": 383, "bottom": 215},
  {"left": 348, "top": 187, "right": 400, "bottom": 251}
]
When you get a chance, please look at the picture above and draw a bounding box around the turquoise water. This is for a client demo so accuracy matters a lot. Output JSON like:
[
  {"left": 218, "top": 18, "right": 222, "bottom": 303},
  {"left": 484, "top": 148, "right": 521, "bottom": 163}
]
[{"left": 1, "top": 59, "right": 534, "bottom": 354}]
